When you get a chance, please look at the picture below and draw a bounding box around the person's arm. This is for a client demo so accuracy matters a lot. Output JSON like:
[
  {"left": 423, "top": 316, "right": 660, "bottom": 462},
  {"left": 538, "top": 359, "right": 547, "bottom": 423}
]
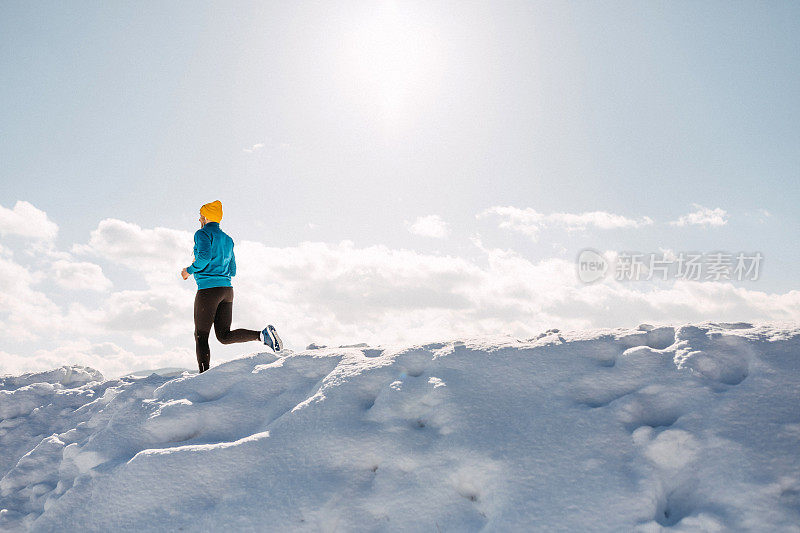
[
  {"left": 186, "top": 231, "right": 212, "bottom": 274},
  {"left": 230, "top": 247, "right": 236, "bottom": 277}
]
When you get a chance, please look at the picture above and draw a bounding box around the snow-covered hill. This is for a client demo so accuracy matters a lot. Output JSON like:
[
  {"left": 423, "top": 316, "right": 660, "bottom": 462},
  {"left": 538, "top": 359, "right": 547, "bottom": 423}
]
[{"left": 1, "top": 323, "right": 799, "bottom": 532}]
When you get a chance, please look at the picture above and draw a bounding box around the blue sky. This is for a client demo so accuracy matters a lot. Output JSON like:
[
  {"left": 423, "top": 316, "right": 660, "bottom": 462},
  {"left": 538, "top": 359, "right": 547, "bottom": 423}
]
[{"left": 1, "top": 1, "right": 798, "bottom": 375}]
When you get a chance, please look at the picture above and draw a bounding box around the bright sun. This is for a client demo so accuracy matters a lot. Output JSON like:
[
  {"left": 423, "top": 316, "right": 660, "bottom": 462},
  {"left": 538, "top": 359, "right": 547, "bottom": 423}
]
[{"left": 341, "top": 1, "right": 442, "bottom": 128}]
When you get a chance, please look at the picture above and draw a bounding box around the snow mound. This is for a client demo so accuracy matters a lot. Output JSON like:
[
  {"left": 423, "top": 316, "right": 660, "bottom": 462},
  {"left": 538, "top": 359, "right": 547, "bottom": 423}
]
[
  {"left": 1, "top": 322, "right": 799, "bottom": 532},
  {"left": 0, "top": 366, "right": 103, "bottom": 392}
]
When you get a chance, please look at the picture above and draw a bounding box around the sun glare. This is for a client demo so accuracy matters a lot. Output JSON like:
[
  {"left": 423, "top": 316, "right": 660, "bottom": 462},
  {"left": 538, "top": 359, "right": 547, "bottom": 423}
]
[{"left": 341, "top": 1, "right": 442, "bottom": 128}]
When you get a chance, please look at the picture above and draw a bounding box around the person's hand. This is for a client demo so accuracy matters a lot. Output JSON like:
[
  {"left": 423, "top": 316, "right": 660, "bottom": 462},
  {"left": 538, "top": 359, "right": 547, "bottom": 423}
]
[{"left": 181, "top": 268, "right": 190, "bottom": 280}]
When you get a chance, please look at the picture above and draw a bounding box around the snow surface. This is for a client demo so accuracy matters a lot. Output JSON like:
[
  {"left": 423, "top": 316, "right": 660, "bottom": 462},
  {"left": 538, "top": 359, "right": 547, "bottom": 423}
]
[{"left": 1, "top": 322, "right": 799, "bottom": 532}]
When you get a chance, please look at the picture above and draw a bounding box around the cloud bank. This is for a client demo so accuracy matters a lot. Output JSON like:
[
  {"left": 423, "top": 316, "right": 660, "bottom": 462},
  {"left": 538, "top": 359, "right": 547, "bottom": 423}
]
[
  {"left": 0, "top": 201, "right": 796, "bottom": 377},
  {"left": 479, "top": 206, "right": 654, "bottom": 240}
]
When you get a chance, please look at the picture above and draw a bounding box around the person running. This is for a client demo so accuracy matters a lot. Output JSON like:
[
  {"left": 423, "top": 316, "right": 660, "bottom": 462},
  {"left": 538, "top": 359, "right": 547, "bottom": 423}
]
[{"left": 181, "top": 200, "right": 282, "bottom": 373}]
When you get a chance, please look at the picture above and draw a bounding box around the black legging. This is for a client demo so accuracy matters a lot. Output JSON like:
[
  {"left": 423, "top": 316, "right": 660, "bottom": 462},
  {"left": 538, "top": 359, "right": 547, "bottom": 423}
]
[{"left": 194, "top": 286, "right": 259, "bottom": 372}]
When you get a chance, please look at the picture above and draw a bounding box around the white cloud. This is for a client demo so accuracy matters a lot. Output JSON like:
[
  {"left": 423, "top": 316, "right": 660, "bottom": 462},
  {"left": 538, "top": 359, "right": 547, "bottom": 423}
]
[
  {"left": 406, "top": 214, "right": 450, "bottom": 238},
  {"left": 50, "top": 259, "right": 113, "bottom": 291},
  {"left": 549, "top": 211, "right": 654, "bottom": 230},
  {"left": 80, "top": 289, "right": 192, "bottom": 337},
  {"left": 73, "top": 218, "right": 192, "bottom": 282},
  {"left": 130, "top": 334, "right": 165, "bottom": 349},
  {"left": 478, "top": 206, "right": 653, "bottom": 240},
  {"left": 243, "top": 142, "right": 265, "bottom": 153},
  {"left": 0, "top": 253, "right": 61, "bottom": 341},
  {"left": 478, "top": 206, "right": 544, "bottom": 239},
  {"left": 2, "top": 216, "right": 799, "bottom": 378},
  {"left": 0, "top": 201, "right": 58, "bottom": 241},
  {"left": 670, "top": 204, "right": 728, "bottom": 227},
  {"left": 230, "top": 238, "right": 800, "bottom": 349}
]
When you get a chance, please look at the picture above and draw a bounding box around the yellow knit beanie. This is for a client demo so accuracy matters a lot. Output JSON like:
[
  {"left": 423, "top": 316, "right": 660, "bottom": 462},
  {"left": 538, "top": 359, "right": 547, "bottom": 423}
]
[{"left": 200, "top": 200, "right": 223, "bottom": 223}]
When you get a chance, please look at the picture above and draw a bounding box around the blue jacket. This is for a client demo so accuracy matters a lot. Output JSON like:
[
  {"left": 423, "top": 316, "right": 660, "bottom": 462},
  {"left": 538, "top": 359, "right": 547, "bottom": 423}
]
[{"left": 186, "top": 222, "right": 236, "bottom": 289}]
